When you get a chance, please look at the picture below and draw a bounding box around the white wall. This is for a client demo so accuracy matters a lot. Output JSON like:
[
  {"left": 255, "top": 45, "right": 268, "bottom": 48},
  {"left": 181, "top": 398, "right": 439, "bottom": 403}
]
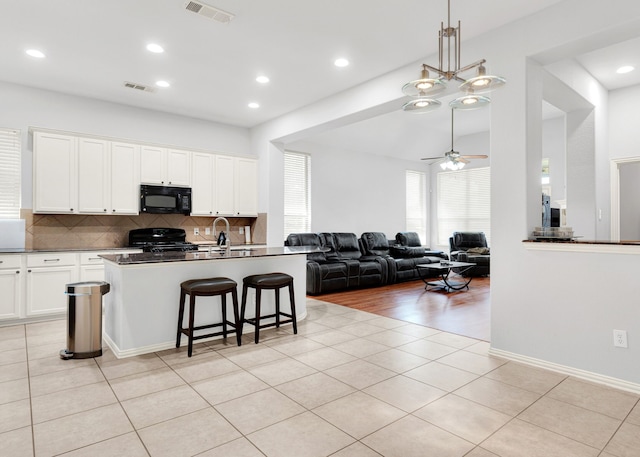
[
  {"left": 291, "top": 140, "right": 423, "bottom": 240},
  {"left": 253, "top": 0, "right": 640, "bottom": 389},
  {"left": 0, "top": 81, "right": 251, "bottom": 209}
]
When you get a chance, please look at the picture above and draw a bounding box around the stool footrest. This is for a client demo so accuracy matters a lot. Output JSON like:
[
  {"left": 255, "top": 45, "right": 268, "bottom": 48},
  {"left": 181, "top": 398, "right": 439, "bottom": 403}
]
[{"left": 244, "top": 312, "right": 294, "bottom": 329}]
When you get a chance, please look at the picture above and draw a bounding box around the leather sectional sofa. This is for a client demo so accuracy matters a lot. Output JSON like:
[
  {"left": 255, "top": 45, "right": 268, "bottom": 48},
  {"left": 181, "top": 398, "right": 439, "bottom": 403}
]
[{"left": 286, "top": 231, "right": 446, "bottom": 295}]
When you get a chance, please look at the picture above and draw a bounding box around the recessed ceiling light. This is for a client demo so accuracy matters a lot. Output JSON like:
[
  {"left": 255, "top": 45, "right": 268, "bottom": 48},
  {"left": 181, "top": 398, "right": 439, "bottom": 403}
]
[
  {"left": 616, "top": 65, "right": 635, "bottom": 74},
  {"left": 256, "top": 75, "right": 270, "bottom": 84},
  {"left": 156, "top": 80, "right": 170, "bottom": 88},
  {"left": 146, "top": 43, "right": 164, "bottom": 54},
  {"left": 248, "top": 102, "right": 260, "bottom": 109},
  {"left": 334, "top": 58, "right": 349, "bottom": 67},
  {"left": 26, "top": 49, "right": 45, "bottom": 58}
]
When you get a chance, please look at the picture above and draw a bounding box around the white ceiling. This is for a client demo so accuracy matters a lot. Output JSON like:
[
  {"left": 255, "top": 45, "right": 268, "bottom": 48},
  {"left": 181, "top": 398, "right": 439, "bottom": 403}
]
[{"left": 2, "top": 1, "right": 638, "bottom": 161}]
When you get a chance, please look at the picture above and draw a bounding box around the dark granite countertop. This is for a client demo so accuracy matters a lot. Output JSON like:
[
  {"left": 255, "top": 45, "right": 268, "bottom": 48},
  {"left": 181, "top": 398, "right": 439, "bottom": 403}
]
[{"left": 100, "top": 246, "right": 324, "bottom": 265}]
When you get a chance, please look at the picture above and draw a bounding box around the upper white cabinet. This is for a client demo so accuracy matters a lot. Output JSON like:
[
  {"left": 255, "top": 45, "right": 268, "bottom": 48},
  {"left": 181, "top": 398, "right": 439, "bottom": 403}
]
[
  {"left": 213, "top": 155, "right": 258, "bottom": 217},
  {"left": 235, "top": 158, "right": 258, "bottom": 216},
  {"left": 77, "top": 137, "right": 109, "bottom": 214},
  {"left": 110, "top": 142, "right": 140, "bottom": 214},
  {"left": 140, "top": 147, "right": 191, "bottom": 186},
  {"left": 33, "top": 131, "right": 77, "bottom": 213},
  {"left": 191, "top": 152, "right": 216, "bottom": 216},
  {"left": 215, "top": 155, "right": 235, "bottom": 216}
]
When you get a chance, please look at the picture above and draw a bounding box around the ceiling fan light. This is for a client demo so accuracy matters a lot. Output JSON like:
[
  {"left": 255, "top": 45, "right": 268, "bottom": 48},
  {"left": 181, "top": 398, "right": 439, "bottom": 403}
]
[
  {"left": 402, "top": 98, "right": 442, "bottom": 113},
  {"left": 449, "top": 94, "right": 490, "bottom": 110}
]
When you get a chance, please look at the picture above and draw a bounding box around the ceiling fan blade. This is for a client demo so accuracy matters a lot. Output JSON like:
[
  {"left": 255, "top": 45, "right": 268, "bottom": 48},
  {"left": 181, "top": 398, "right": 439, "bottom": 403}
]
[
  {"left": 460, "top": 154, "right": 488, "bottom": 159},
  {"left": 420, "top": 156, "right": 445, "bottom": 161},
  {"left": 458, "top": 157, "right": 470, "bottom": 164}
]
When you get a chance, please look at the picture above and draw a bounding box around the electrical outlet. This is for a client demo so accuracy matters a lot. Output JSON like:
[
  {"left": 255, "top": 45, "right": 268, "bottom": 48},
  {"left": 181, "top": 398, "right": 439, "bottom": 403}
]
[
  {"left": 193, "top": 228, "right": 199, "bottom": 236},
  {"left": 613, "top": 329, "right": 628, "bottom": 348},
  {"left": 205, "top": 227, "right": 211, "bottom": 235},
  {"left": 239, "top": 227, "right": 244, "bottom": 234}
]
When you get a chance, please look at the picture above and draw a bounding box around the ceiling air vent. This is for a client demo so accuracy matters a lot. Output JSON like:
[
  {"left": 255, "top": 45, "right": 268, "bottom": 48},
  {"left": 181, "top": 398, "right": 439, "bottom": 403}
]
[
  {"left": 123, "top": 82, "right": 155, "bottom": 93},
  {"left": 184, "top": 1, "right": 234, "bottom": 23}
]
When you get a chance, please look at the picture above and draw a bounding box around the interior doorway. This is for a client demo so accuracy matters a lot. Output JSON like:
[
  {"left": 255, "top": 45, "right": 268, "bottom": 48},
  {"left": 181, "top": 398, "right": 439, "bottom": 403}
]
[{"left": 611, "top": 156, "right": 640, "bottom": 241}]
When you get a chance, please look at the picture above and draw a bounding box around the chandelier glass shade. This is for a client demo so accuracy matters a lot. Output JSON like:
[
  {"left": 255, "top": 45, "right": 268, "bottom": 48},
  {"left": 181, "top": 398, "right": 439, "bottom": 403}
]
[{"left": 402, "top": 0, "right": 505, "bottom": 113}]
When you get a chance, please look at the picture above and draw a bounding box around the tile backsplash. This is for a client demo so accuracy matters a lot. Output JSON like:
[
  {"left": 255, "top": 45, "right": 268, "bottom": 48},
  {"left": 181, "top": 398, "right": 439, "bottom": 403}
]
[{"left": 22, "top": 209, "right": 267, "bottom": 250}]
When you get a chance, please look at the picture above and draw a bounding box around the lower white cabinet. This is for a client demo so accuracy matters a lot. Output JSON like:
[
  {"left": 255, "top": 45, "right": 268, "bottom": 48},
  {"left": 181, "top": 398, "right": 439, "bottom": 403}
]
[
  {"left": 0, "top": 255, "right": 22, "bottom": 320},
  {"left": 25, "top": 253, "right": 78, "bottom": 317}
]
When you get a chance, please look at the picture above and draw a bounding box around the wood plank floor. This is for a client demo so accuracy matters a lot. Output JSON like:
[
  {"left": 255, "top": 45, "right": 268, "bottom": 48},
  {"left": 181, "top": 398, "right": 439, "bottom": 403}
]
[{"left": 311, "top": 276, "right": 490, "bottom": 341}]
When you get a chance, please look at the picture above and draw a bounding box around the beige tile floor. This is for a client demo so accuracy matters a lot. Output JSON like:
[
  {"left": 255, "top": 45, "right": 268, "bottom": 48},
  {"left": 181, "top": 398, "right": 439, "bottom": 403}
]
[{"left": 1, "top": 298, "right": 639, "bottom": 457}]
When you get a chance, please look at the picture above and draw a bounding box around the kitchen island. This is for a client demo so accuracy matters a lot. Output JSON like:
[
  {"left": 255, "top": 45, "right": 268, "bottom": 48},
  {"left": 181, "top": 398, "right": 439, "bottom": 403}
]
[{"left": 101, "top": 246, "right": 318, "bottom": 358}]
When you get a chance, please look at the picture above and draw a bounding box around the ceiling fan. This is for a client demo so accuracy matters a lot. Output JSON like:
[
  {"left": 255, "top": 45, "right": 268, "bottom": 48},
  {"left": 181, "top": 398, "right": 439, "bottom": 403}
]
[{"left": 421, "top": 109, "right": 488, "bottom": 170}]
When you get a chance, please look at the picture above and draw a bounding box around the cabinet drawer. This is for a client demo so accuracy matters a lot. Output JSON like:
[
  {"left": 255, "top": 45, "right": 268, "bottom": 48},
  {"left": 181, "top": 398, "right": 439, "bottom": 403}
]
[
  {"left": 80, "top": 252, "right": 109, "bottom": 264},
  {"left": 0, "top": 255, "right": 22, "bottom": 269},
  {"left": 27, "top": 253, "right": 76, "bottom": 268}
]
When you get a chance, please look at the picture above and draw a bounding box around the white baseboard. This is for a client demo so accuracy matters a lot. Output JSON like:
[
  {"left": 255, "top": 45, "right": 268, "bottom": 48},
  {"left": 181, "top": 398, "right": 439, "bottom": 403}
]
[{"left": 489, "top": 348, "right": 640, "bottom": 395}]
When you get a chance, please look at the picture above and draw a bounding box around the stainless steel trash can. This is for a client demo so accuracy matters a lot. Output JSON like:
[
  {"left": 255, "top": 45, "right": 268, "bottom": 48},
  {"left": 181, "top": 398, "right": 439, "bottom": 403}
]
[{"left": 60, "top": 281, "right": 110, "bottom": 360}]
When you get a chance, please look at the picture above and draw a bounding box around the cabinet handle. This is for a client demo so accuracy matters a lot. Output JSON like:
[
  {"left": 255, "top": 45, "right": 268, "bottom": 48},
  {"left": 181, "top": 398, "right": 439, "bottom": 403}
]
[
  {"left": 104, "top": 209, "right": 107, "bottom": 212},
  {"left": 16, "top": 271, "right": 19, "bottom": 274},
  {"left": 112, "top": 209, "right": 116, "bottom": 212},
  {"left": 28, "top": 269, "right": 31, "bottom": 273},
  {"left": 43, "top": 258, "right": 60, "bottom": 263},
  {"left": 0, "top": 260, "right": 3, "bottom": 264},
  {"left": 88, "top": 257, "right": 101, "bottom": 261}
]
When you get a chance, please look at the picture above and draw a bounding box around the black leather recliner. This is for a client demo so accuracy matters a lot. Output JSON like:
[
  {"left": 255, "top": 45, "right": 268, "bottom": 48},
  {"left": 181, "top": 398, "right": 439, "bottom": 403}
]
[
  {"left": 285, "top": 233, "right": 350, "bottom": 295},
  {"left": 391, "top": 232, "right": 448, "bottom": 281},
  {"left": 449, "top": 231, "right": 490, "bottom": 276}
]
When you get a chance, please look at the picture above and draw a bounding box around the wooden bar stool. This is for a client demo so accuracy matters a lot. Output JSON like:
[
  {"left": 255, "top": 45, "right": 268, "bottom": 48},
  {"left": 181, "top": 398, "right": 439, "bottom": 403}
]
[
  {"left": 240, "top": 272, "right": 297, "bottom": 344},
  {"left": 176, "top": 277, "right": 241, "bottom": 357}
]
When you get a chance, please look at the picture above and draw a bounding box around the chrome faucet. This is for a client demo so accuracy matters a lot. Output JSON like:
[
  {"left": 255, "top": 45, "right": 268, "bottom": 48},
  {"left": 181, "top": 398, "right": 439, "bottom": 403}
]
[{"left": 213, "top": 216, "right": 231, "bottom": 254}]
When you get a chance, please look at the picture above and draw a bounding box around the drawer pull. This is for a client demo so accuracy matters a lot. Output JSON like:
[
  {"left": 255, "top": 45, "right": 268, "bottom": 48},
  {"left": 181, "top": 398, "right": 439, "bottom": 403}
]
[
  {"left": 88, "top": 257, "right": 101, "bottom": 261},
  {"left": 43, "top": 258, "right": 60, "bottom": 262}
]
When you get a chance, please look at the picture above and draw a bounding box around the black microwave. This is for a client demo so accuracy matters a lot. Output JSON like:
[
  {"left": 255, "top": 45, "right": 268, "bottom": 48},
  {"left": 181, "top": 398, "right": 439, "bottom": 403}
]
[{"left": 140, "top": 185, "right": 192, "bottom": 215}]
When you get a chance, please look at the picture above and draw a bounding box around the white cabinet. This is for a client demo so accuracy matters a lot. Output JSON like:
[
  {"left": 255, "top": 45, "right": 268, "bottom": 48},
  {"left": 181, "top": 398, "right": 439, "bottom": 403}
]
[
  {"left": 78, "top": 139, "right": 139, "bottom": 215},
  {"left": 213, "top": 156, "right": 258, "bottom": 217},
  {"left": 26, "top": 253, "right": 77, "bottom": 317},
  {"left": 191, "top": 152, "right": 216, "bottom": 216},
  {"left": 33, "top": 131, "right": 77, "bottom": 213},
  {"left": 214, "top": 155, "right": 235, "bottom": 216},
  {"left": 234, "top": 158, "right": 258, "bottom": 216},
  {"left": 140, "top": 146, "right": 191, "bottom": 186},
  {"left": 0, "top": 255, "right": 22, "bottom": 320},
  {"left": 110, "top": 142, "right": 140, "bottom": 214},
  {"left": 78, "top": 137, "right": 109, "bottom": 213}
]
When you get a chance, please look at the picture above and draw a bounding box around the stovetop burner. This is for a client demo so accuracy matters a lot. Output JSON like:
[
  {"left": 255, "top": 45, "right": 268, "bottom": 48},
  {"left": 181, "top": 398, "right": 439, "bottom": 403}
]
[{"left": 128, "top": 228, "right": 198, "bottom": 253}]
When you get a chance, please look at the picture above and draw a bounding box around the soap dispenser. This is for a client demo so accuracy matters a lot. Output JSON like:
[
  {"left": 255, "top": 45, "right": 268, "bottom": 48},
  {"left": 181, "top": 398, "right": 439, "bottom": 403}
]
[{"left": 217, "top": 231, "right": 226, "bottom": 246}]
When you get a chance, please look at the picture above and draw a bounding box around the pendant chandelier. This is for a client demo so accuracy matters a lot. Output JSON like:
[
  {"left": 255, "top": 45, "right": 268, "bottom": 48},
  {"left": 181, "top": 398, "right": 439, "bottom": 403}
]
[{"left": 402, "top": 0, "right": 506, "bottom": 114}]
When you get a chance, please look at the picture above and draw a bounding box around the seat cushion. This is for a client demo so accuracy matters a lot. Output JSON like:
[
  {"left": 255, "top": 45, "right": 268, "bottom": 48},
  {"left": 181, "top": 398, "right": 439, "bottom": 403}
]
[
  {"left": 181, "top": 277, "right": 237, "bottom": 294},
  {"left": 244, "top": 272, "right": 293, "bottom": 288}
]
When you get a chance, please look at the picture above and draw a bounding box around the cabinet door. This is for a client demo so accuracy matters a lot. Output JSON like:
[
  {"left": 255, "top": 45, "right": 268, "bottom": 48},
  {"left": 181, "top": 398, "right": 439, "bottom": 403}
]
[
  {"left": 215, "top": 155, "right": 235, "bottom": 216},
  {"left": 33, "top": 132, "right": 77, "bottom": 213},
  {"left": 78, "top": 137, "right": 109, "bottom": 214},
  {"left": 26, "top": 266, "right": 76, "bottom": 316},
  {"left": 191, "top": 153, "right": 215, "bottom": 216},
  {"left": 80, "top": 265, "right": 105, "bottom": 282},
  {"left": 0, "top": 269, "right": 21, "bottom": 320},
  {"left": 140, "top": 146, "right": 166, "bottom": 184},
  {"left": 167, "top": 149, "right": 191, "bottom": 186},
  {"left": 111, "top": 142, "right": 140, "bottom": 214},
  {"left": 234, "top": 158, "right": 258, "bottom": 216}
]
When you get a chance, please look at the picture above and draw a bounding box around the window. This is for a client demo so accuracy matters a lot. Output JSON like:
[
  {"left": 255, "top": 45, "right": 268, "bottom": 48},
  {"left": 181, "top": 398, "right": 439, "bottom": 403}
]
[
  {"left": 437, "top": 167, "right": 490, "bottom": 246},
  {"left": 0, "top": 129, "right": 21, "bottom": 219},
  {"left": 406, "top": 170, "right": 427, "bottom": 243},
  {"left": 284, "top": 151, "right": 311, "bottom": 236}
]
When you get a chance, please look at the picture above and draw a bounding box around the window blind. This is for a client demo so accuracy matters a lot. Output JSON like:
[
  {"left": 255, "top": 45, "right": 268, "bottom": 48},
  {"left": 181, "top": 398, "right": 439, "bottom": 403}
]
[
  {"left": 437, "top": 167, "right": 490, "bottom": 246},
  {"left": 406, "top": 170, "right": 427, "bottom": 244},
  {"left": 284, "top": 151, "right": 311, "bottom": 236},
  {"left": 0, "top": 129, "right": 21, "bottom": 219}
]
